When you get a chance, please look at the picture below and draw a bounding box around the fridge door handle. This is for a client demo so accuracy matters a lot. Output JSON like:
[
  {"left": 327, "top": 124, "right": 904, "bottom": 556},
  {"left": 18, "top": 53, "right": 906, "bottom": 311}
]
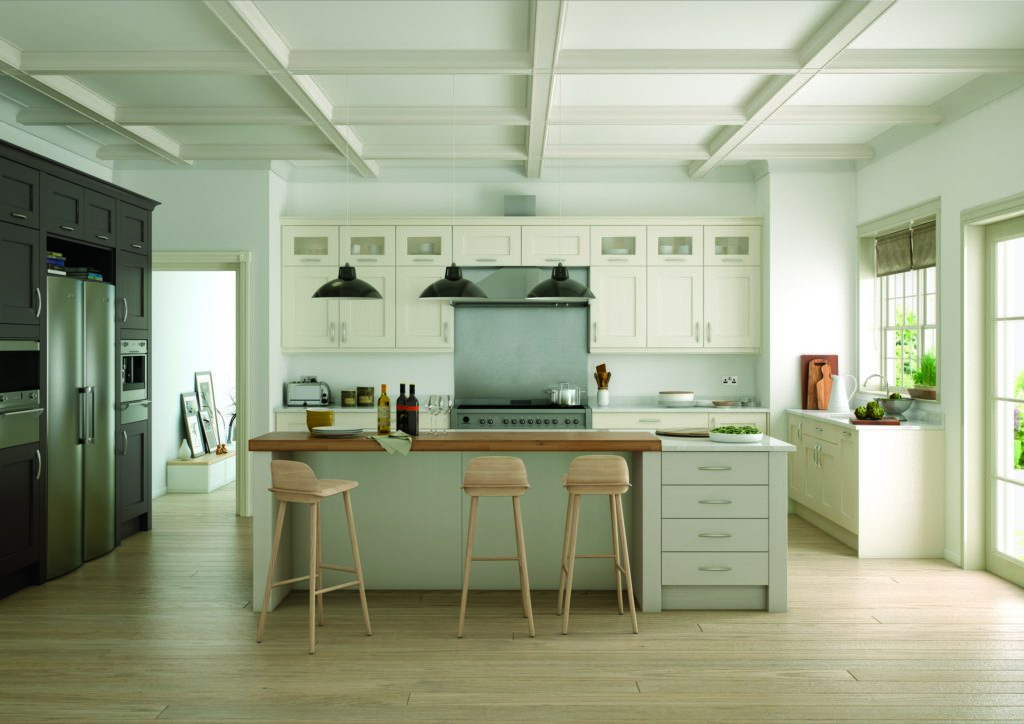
[
  {"left": 35, "top": 449, "right": 41, "bottom": 479},
  {"left": 79, "top": 386, "right": 96, "bottom": 444},
  {"left": 78, "top": 387, "right": 88, "bottom": 444}
]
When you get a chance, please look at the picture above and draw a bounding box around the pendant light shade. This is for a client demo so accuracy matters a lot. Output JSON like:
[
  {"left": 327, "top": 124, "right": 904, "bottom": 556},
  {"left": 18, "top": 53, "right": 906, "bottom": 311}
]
[
  {"left": 419, "top": 264, "right": 487, "bottom": 299},
  {"left": 312, "top": 264, "right": 382, "bottom": 299},
  {"left": 527, "top": 263, "right": 594, "bottom": 299}
]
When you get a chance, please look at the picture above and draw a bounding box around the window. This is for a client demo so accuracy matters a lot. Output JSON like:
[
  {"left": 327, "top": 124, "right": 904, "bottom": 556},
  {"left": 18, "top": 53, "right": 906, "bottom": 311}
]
[{"left": 879, "top": 265, "right": 937, "bottom": 388}]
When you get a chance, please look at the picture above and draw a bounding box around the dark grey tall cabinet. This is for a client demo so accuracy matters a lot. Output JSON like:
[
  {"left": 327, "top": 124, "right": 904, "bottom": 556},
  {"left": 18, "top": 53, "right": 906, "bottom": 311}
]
[{"left": 0, "top": 139, "right": 158, "bottom": 599}]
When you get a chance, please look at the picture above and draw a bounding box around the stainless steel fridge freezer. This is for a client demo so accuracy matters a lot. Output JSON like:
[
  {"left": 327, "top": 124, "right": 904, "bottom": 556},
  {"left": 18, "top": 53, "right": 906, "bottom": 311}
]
[{"left": 46, "top": 276, "right": 115, "bottom": 579}]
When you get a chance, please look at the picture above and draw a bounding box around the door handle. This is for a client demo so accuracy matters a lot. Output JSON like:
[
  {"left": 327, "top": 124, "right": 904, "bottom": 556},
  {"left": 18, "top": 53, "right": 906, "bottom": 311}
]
[
  {"left": 341, "top": 322, "right": 348, "bottom": 343},
  {"left": 475, "top": 258, "right": 497, "bottom": 263},
  {"left": 60, "top": 225, "right": 75, "bottom": 232},
  {"left": 120, "top": 298, "right": 129, "bottom": 323},
  {"left": 10, "top": 212, "right": 27, "bottom": 219},
  {"left": 697, "top": 533, "right": 732, "bottom": 538},
  {"left": 86, "top": 387, "right": 96, "bottom": 444},
  {"left": 35, "top": 449, "right": 42, "bottom": 480},
  {"left": 544, "top": 257, "right": 565, "bottom": 263},
  {"left": 706, "top": 322, "right": 711, "bottom": 344},
  {"left": 694, "top": 322, "right": 700, "bottom": 343},
  {"left": 34, "top": 288, "right": 41, "bottom": 318},
  {"left": 96, "top": 235, "right": 109, "bottom": 241},
  {"left": 77, "top": 387, "right": 88, "bottom": 444},
  {"left": 443, "top": 321, "right": 450, "bottom": 343},
  {"left": 698, "top": 466, "right": 732, "bottom": 471},
  {"left": 698, "top": 499, "right": 733, "bottom": 505},
  {"left": 121, "top": 430, "right": 129, "bottom": 456},
  {"left": 698, "top": 566, "right": 733, "bottom": 572},
  {"left": 592, "top": 322, "right": 598, "bottom": 343},
  {"left": 328, "top": 321, "right": 336, "bottom": 343}
]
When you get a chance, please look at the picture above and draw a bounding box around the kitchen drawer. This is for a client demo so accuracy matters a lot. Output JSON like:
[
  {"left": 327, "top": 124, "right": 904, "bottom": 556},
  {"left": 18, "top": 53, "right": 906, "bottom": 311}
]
[
  {"left": 274, "top": 410, "right": 377, "bottom": 432},
  {"left": 663, "top": 485, "right": 768, "bottom": 518},
  {"left": 800, "top": 418, "right": 843, "bottom": 445},
  {"left": 662, "top": 519, "right": 769, "bottom": 552},
  {"left": 592, "top": 411, "right": 707, "bottom": 430},
  {"left": 663, "top": 451, "right": 767, "bottom": 485},
  {"left": 662, "top": 552, "right": 769, "bottom": 585}
]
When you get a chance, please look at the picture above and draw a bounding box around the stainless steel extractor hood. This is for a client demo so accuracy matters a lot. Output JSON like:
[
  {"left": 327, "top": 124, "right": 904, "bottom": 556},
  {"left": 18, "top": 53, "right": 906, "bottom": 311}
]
[{"left": 448, "top": 266, "right": 592, "bottom": 305}]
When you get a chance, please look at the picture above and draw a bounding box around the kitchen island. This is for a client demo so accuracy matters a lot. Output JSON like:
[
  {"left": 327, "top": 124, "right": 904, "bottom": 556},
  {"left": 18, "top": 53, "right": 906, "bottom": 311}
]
[{"left": 249, "top": 431, "right": 792, "bottom": 614}]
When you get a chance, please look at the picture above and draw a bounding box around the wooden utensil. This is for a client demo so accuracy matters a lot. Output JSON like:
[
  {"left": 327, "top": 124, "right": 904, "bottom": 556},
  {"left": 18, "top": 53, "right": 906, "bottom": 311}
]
[
  {"left": 806, "top": 359, "right": 825, "bottom": 409},
  {"left": 816, "top": 362, "right": 832, "bottom": 410}
]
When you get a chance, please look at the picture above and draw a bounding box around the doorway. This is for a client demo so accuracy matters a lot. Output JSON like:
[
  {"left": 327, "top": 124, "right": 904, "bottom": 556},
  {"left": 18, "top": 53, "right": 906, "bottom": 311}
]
[{"left": 152, "top": 252, "right": 251, "bottom": 517}]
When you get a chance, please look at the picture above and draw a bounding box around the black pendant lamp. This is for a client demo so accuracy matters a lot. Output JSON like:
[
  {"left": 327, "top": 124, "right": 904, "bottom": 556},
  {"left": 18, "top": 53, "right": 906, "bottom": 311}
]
[
  {"left": 419, "top": 264, "right": 487, "bottom": 299},
  {"left": 527, "top": 263, "right": 594, "bottom": 299},
  {"left": 312, "top": 264, "right": 382, "bottom": 299}
]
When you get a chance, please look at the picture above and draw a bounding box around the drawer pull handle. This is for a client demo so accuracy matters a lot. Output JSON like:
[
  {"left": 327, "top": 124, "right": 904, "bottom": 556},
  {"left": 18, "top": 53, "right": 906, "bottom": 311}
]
[
  {"left": 131, "top": 243, "right": 143, "bottom": 249},
  {"left": 698, "top": 533, "right": 732, "bottom": 538},
  {"left": 814, "top": 426, "right": 824, "bottom": 432},
  {"left": 698, "top": 566, "right": 733, "bottom": 572},
  {"left": 11, "top": 212, "right": 27, "bottom": 219},
  {"left": 544, "top": 257, "right": 565, "bottom": 262},
  {"left": 698, "top": 466, "right": 732, "bottom": 471},
  {"left": 413, "top": 258, "right": 434, "bottom": 262},
  {"left": 475, "top": 257, "right": 497, "bottom": 262},
  {"left": 97, "top": 234, "right": 110, "bottom": 241},
  {"left": 60, "top": 225, "right": 75, "bottom": 231},
  {"left": 638, "top": 418, "right": 660, "bottom": 423},
  {"left": 356, "top": 257, "right": 376, "bottom": 263},
  {"left": 698, "top": 499, "right": 732, "bottom": 505}
]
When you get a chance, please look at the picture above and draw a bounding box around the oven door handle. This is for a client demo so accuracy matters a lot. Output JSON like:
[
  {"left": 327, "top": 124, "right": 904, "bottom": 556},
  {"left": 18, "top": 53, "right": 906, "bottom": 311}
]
[
  {"left": 0, "top": 407, "right": 44, "bottom": 418},
  {"left": 120, "top": 400, "right": 151, "bottom": 410}
]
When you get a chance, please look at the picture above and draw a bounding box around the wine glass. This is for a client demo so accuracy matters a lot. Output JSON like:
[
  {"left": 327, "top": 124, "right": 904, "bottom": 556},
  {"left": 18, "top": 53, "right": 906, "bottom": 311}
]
[
  {"left": 444, "top": 394, "right": 455, "bottom": 432},
  {"left": 438, "top": 394, "right": 451, "bottom": 433},
  {"left": 426, "top": 395, "right": 440, "bottom": 434}
]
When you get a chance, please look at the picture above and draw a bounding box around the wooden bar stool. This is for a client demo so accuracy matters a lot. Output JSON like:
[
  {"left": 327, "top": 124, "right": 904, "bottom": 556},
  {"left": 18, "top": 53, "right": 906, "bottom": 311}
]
[
  {"left": 458, "top": 456, "right": 535, "bottom": 638},
  {"left": 557, "top": 454, "right": 638, "bottom": 635},
  {"left": 257, "top": 460, "right": 371, "bottom": 654}
]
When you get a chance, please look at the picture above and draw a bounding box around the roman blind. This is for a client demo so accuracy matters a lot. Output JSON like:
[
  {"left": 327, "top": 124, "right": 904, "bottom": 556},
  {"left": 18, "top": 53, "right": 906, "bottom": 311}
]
[{"left": 874, "top": 218, "right": 936, "bottom": 276}]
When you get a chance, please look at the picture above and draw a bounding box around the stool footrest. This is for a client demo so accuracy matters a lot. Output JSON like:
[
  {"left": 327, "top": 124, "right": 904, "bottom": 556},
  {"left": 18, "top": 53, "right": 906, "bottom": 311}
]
[
  {"left": 273, "top": 574, "right": 311, "bottom": 588},
  {"left": 320, "top": 563, "right": 357, "bottom": 574},
  {"left": 472, "top": 555, "right": 519, "bottom": 562},
  {"left": 319, "top": 580, "right": 361, "bottom": 596}
]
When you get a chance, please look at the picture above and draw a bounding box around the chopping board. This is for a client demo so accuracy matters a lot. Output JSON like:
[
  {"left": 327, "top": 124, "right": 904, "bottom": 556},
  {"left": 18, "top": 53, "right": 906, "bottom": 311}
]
[
  {"left": 849, "top": 417, "right": 901, "bottom": 426},
  {"left": 656, "top": 428, "right": 710, "bottom": 438},
  {"left": 800, "top": 354, "right": 839, "bottom": 410}
]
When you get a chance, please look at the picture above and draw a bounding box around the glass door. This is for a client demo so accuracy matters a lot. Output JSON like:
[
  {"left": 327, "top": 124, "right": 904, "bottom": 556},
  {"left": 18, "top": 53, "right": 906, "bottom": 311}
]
[{"left": 989, "top": 224, "right": 1024, "bottom": 585}]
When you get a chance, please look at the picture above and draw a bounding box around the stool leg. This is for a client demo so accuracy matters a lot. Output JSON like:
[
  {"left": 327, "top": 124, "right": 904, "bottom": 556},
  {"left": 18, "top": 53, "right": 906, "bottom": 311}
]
[
  {"left": 457, "top": 495, "right": 479, "bottom": 638},
  {"left": 315, "top": 501, "right": 325, "bottom": 628},
  {"left": 609, "top": 495, "right": 624, "bottom": 615},
  {"left": 308, "top": 502, "right": 318, "bottom": 654},
  {"left": 511, "top": 496, "right": 535, "bottom": 638},
  {"left": 615, "top": 494, "right": 639, "bottom": 634},
  {"left": 556, "top": 492, "right": 574, "bottom": 616},
  {"left": 257, "top": 498, "right": 288, "bottom": 643},
  {"left": 343, "top": 490, "right": 372, "bottom": 636},
  {"left": 561, "top": 493, "right": 583, "bottom": 635}
]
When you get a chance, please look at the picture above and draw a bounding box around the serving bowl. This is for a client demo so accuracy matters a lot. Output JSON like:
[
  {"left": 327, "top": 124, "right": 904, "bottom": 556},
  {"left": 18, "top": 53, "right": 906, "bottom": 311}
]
[{"left": 874, "top": 396, "right": 913, "bottom": 419}]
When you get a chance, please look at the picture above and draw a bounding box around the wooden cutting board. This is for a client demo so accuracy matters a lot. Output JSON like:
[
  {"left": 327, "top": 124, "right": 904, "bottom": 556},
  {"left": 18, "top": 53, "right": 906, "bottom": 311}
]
[
  {"left": 849, "top": 417, "right": 901, "bottom": 426},
  {"left": 656, "top": 428, "right": 710, "bottom": 438},
  {"left": 800, "top": 354, "right": 839, "bottom": 410}
]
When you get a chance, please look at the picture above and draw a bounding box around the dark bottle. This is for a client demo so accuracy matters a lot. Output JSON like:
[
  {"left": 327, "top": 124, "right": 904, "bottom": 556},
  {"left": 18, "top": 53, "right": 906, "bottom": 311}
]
[
  {"left": 406, "top": 384, "right": 419, "bottom": 436},
  {"left": 396, "top": 383, "right": 408, "bottom": 433}
]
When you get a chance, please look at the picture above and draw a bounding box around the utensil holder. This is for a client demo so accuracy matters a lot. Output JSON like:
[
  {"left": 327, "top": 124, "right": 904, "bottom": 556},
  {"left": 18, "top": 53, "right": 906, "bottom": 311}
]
[{"left": 597, "top": 389, "right": 610, "bottom": 407}]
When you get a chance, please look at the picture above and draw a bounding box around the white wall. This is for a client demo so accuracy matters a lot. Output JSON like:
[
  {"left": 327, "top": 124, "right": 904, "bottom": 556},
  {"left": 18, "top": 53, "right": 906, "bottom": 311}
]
[
  {"left": 856, "top": 84, "right": 1024, "bottom": 565},
  {"left": 152, "top": 271, "right": 236, "bottom": 497}
]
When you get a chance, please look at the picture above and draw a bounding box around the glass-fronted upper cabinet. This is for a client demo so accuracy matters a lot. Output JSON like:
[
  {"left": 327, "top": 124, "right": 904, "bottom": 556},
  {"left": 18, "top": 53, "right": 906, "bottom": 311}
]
[
  {"left": 282, "top": 226, "right": 339, "bottom": 266},
  {"left": 647, "top": 226, "right": 703, "bottom": 266},
  {"left": 340, "top": 226, "right": 395, "bottom": 265},
  {"left": 704, "top": 226, "right": 761, "bottom": 266},
  {"left": 590, "top": 225, "right": 647, "bottom": 266},
  {"left": 396, "top": 226, "right": 452, "bottom": 266}
]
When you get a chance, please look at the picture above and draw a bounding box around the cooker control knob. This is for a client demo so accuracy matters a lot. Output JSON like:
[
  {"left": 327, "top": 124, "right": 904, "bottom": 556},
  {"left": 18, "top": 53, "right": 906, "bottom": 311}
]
[
  {"left": 511, "top": 419, "right": 517, "bottom": 425},
  {"left": 487, "top": 419, "right": 493, "bottom": 425},
  {"left": 551, "top": 419, "right": 558, "bottom": 426},
  {"left": 543, "top": 419, "right": 550, "bottom": 425},
  {"left": 0, "top": 394, "right": 6, "bottom": 403},
  {"left": 564, "top": 418, "right": 571, "bottom": 425},
  {"left": 519, "top": 418, "right": 526, "bottom": 425},
  {"left": 502, "top": 418, "right": 509, "bottom": 425},
  {"left": 478, "top": 418, "right": 486, "bottom": 425}
]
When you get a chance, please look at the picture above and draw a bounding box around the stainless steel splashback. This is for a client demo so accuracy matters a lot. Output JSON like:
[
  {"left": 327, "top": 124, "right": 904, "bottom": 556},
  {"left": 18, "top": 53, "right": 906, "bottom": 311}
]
[{"left": 454, "top": 305, "right": 588, "bottom": 401}]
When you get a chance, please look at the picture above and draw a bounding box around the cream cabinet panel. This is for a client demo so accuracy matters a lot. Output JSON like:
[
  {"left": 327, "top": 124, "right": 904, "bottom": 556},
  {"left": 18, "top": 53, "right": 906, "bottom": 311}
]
[
  {"left": 704, "top": 226, "right": 761, "bottom": 266},
  {"left": 589, "top": 266, "right": 646, "bottom": 350},
  {"left": 590, "top": 225, "right": 647, "bottom": 266},
  {"left": 647, "top": 225, "right": 703, "bottom": 266},
  {"left": 453, "top": 225, "right": 521, "bottom": 266},
  {"left": 647, "top": 266, "right": 702, "bottom": 348},
  {"left": 396, "top": 225, "right": 452, "bottom": 266},
  {"left": 281, "top": 266, "right": 340, "bottom": 349},
  {"left": 339, "top": 267, "right": 395, "bottom": 348},
  {"left": 703, "top": 266, "right": 760, "bottom": 349},
  {"left": 591, "top": 411, "right": 708, "bottom": 430},
  {"left": 275, "top": 410, "right": 377, "bottom": 433},
  {"left": 787, "top": 417, "right": 806, "bottom": 501},
  {"left": 282, "top": 226, "right": 339, "bottom": 266},
  {"left": 521, "top": 225, "right": 590, "bottom": 267},
  {"left": 396, "top": 266, "right": 453, "bottom": 349},
  {"left": 340, "top": 225, "right": 395, "bottom": 266}
]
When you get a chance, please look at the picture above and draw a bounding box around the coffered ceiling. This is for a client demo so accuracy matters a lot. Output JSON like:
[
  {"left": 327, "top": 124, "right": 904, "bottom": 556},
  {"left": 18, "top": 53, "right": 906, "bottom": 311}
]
[{"left": 1, "top": 0, "right": 1023, "bottom": 180}]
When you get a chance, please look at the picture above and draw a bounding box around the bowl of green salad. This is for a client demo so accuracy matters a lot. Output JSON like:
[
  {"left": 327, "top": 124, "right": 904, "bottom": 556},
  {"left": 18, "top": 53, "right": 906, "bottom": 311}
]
[{"left": 709, "top": 424, "right": 763, "bottom": 443}]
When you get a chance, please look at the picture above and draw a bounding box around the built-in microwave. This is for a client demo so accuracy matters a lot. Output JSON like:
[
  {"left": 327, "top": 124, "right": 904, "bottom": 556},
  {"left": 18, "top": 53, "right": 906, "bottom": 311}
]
[
  {"left": 0, "top": 340, "right": 42, "bottom": 449},
  {"left": 119, "top": 339, "right": 150, "bottom": 424}
]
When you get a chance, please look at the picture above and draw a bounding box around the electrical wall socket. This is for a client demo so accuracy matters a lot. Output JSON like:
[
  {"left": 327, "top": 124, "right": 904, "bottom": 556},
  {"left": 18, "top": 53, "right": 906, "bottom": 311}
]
[{"left": 722, "top": 375, "right": 738, "bottom": 385}]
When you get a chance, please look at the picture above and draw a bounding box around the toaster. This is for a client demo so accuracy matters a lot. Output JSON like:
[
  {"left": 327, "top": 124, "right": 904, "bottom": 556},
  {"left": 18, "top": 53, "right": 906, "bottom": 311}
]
[{"left": 285, "top": 378, "right": 331, "bottom": 407}]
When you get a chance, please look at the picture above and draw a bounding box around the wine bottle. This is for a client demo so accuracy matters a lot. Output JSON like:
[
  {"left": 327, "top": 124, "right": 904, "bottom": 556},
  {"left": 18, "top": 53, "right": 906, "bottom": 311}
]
[
  {"left": 377, "top": 383, "right": 391, "bottom": 435},
  {"left": 396, "top": 383, "right": 408, "bottom": 433},
  {"left": 406, "top": 384, "right": 419, "bottom": 436}
]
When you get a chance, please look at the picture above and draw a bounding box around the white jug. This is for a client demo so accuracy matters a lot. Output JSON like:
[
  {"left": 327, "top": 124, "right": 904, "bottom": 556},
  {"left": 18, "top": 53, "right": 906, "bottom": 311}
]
[{"left": 827, "top": 374, "right": 857, "bottom": 414}]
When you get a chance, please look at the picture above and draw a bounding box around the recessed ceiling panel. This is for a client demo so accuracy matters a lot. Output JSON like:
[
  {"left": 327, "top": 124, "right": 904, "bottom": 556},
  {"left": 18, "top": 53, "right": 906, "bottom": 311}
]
[
  {"left": 850, "top": 0, "right": 1024, "bottom": 49},
  {"left": 554, "top": 125, "right": 713, "bottom": 145},
  {"left": 789, "top": 74, "right": 977, "bottom": 106},
  {"left": 73, "top": 75, "right": 300, "bottom": 108},
  {"left": 255, "top": 0, "right": 528, "bottom": 50},
  {"left": 744, "top": 123, "right": 889, "bottom": 145},
  {"left": 562, "top": 0, "right": 840, "bottom": 50},
  {"left": 355, "top": 125, "right": 523, "bottom": 146},
  {"left": 320, "top": 75, "right": 526, "bottom": 107},
  {"left": 150, "top": 125, "right": 326, "bottom": 146},
  {"left": 555, "top": 75, "right": 760, "bottom": 106}
]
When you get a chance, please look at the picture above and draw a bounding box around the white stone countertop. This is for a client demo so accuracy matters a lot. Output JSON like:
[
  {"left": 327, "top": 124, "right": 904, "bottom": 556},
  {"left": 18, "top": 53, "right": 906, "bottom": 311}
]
[
  {"left": 657, "top": 435, "right": 795, "bottom": 452},
  {"left": 786, "top": 408, "right": 944, "bottom": 431}
]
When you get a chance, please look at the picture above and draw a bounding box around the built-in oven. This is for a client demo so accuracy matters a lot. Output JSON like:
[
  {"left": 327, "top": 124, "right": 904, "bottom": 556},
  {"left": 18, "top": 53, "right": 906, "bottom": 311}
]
[
  {"left": 119, "top": 339, "right": 150, "bottom": 424},
  {"left": 0, "top": 340, "right": 43, "bottom": 449}
]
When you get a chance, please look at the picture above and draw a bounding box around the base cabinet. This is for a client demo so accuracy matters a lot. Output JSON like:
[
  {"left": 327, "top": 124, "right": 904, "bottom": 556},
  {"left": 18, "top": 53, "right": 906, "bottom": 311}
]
[
  {"left": 787, "top": 413, "right": 943, "bottom": 557},
  {"left": 0, "top": 442, "right": 43, "bottom": 594},
  {"left": 116, "top": 419, "right": 151, "bottom": 543}
]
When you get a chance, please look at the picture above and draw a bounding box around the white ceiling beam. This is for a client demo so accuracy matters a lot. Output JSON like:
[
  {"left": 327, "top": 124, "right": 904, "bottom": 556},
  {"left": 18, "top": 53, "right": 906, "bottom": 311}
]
[
  {"left": 20, "top": 50, "right": 262, "bottom": 75},
  {"left": 98, "top": 144, "right": 344, "bottom": 161},
  {"left": 363, "top": 145, "right": 527, "bottom": 161},
  {"left": 557, "top": 49, "right": 799, "bottom": 74},
  {"left": 828, "top": 49, "right": 1024, "bottom": 73},
  {"left": 0, "top": 36, "right": 190, "bottom": 166},
  {"left": 202, "top": 0, "right": 378, "bottom": 178},
  {"left": 332, "top": 106, "right": 529, "bottom": 126},
  {"left": 547, "top": 144, "right": 708, "bottom": 160},
  {"left": 688, "top": 0, "right": 895, "bottom": 179},
  {"left": 18, "top": 106, "right": 311, "bottom": 126},
  {"left": 729, "top": 144, "right": 874, "bottom": 160},
  {"left": 551, "top": 105, "right": 940, "bottom": 126},
  {"left": 290, "top": 50, "right": 531, "bottom": 75},
  {"left": 526, "top": 0, "right": 566, "bottom": 178}
]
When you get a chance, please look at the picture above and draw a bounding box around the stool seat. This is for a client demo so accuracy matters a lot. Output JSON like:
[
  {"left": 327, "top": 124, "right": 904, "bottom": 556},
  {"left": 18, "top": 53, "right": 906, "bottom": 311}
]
[
  {"left": 458, "top": 457, "right": 534, "bottom": 638},
  {"left": 564, "top": 455, "right": 629, "bottom": 487},
  {"left": 258, "top": 460, "right": 371, "bottom": 654}
]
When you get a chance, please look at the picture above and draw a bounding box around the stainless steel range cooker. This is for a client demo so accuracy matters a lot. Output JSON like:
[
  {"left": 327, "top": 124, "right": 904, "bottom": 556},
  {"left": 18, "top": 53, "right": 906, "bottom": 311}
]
[{"left": 453, "top": 400, "right": 591, "bottom": 430}]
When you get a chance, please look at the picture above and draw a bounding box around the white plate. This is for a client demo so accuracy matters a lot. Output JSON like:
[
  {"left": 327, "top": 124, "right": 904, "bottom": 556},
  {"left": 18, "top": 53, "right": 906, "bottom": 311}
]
[
  {"left": 709, "top": 432, "right": 763, "bottom": 444},
  {"left": 311, "top": 426, "right": 364, "bottom": 438}
]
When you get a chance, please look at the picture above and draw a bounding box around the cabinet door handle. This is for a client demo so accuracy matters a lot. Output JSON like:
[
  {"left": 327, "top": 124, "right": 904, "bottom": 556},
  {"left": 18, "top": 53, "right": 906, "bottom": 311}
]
[
  {"left": 544, "top": 257, "right": 565, "bottom": 263},
  {"left": 355, "top": 257, "right": 376, "bottom": 263},
  {"left": 797, "top": 424, "right": 802, "bottom": 441},
  {"left": 841, "top": 431, "right": 852, "bottom": 438},
  {"left": 442, "top": 321, "right": 450, "bottom": 343},
  {"left": 592, "top": 322, "right": 598, "bottom": 343},
  {"left": 60, "top": 225, "right": 75, "bottom": 231},
  {"left": 814, "top": 426, "right": 824, "bottom": 433},
  {"left": 11, "top": 212, "right": 27, "bottom": 219},
  {"left": 698, "top": 566, "right": 733, "bottom": 572},
  {"left": 698, "top": 533, "right": 732, "bottom": 538},
  {"left": 35, "top": 449, "right": 42, "bottom": 480},
  {"left": 694, "top": 322, "right": 700, "bottom": 343},
  {"left": 328, "top": 321, "right": 336, "bottom": 342},
  {"left": 698, "top": 499, "right": 732, "bottom": 505},
  {"left": 698, "top": 466, "right": 732, "bottom": 471},
  {"left": 706, "top": 322, "right": 711, "bottom": 344},
  {"left": 34, "top": 287, "right": 41, "bottom": 318},
  {"left": 300, "top": 258, "right": 321, "bottom": 263},
  {"left": 341, "top": 322, "right": 348, "bottom": 343},
  {"left": 120, "top": 298, "right": 128, "bottom": 323},
  {"left": 475, "top": 257, "right": 497, "bottom": 263},
  {"left": 121, "top": 430, "right": 129, "bottom": 456},
  {"left": 638, "top": 418, "right": 660, "bottom": 423},
  {"left": 721, "top": 258, "right": 743, "bottom": 263},
  {"left": 413, "top": 258, "right": 434, "bottom": 263},
  {"left": 131, "top": 243, "right": 142, "bottom": 249},
  {"left": 97, "top": 235, "right": 110, "bottom": 241},
  {"left": 606, "top": 257, "right": 629, "bottom": 262}
]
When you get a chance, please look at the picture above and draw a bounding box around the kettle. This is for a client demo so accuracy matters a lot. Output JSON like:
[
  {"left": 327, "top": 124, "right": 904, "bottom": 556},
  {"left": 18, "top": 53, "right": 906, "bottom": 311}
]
[{"left": 827, "top": 374, "right": 857, "bottom": 414}]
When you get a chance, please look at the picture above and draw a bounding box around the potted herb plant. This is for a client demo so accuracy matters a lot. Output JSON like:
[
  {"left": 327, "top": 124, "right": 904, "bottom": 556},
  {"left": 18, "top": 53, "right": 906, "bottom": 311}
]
[{"left": 908, "top": 351, "right": 937, "bottom": 400}]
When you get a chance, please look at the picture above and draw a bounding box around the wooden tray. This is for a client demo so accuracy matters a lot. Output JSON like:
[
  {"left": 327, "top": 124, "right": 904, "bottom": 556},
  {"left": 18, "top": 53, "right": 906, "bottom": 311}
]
[
  {"left": 849, "top": 417, "right": 901, "bottom": 426},
  {"left": 656, "top": 428, "right": 710, "bottom": 438}
]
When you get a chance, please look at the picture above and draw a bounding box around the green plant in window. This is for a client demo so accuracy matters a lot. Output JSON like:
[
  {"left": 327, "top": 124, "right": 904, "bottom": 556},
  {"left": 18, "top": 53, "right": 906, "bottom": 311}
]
[
  {"left": 893, "top": 307, "right": 919, "bottom": 387},
  {"left": 913, "top": 351, "right": 937, "bottom": 387},
  {"left": 1015, "top": 370, "right": 1024, "bottom": 471}
]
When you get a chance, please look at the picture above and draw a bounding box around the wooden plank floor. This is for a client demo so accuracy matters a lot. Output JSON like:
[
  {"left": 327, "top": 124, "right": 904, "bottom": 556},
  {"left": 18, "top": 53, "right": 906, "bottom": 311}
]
[{"left": 3, "top": 485, "right": 1024, "bottom": 722}]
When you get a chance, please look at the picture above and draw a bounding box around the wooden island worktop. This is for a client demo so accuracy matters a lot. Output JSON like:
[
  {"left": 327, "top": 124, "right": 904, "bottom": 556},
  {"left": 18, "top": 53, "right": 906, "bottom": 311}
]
[{"left": 248, "top": 430, "right": 790, "bottom": 616}]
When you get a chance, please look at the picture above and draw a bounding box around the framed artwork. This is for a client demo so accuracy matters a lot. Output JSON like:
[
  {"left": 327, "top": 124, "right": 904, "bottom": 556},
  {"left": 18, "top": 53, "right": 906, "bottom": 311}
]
[
  {"left": 194, "top": 371, "right": 220, "bottom": 453},
  {"left": 180, "top": 392, "right": 205, "bottom": 458}
]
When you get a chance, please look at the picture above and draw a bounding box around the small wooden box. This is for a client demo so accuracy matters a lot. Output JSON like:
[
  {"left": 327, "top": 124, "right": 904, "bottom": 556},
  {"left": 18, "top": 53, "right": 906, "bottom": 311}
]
[{"left": 167, "top": 450, "right": 236, "bottom": 493}]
